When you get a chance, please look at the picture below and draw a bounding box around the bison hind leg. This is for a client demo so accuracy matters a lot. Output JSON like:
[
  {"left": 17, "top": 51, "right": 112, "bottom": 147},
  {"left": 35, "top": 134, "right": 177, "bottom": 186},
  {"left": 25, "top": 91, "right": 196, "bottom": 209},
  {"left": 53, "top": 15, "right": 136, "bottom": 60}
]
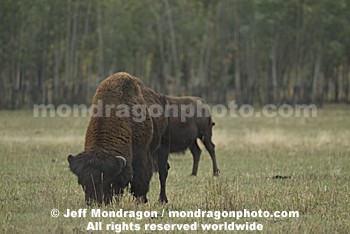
[
  {"left": 189, "top": 141, "right": 202, "bottom": 176},
  {"left": 202, "top": 137, "right": 220, "bottom": 176}
]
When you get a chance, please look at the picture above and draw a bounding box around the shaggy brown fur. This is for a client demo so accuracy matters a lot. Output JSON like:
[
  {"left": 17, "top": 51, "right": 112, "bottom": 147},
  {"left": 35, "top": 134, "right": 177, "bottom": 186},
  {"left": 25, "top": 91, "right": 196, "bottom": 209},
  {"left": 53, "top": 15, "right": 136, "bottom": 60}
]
[
  {"left": 166, "top": 96, "right": 220, "bottom": 176},
  {"left": 68, "top": 72, "right": 155, "bottom": 205}
]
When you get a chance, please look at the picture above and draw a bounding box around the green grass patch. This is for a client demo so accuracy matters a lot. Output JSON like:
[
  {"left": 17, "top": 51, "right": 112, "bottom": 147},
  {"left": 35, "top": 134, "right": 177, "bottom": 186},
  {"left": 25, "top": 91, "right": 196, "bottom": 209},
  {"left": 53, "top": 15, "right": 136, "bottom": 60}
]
[{"left": 0, "top": 106, "right": 349, "bottom": 233}]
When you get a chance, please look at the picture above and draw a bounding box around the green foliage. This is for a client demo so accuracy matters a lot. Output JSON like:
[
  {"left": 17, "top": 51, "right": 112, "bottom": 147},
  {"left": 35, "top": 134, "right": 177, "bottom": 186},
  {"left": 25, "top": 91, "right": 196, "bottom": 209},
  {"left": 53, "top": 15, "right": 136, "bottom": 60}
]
[{"left": 0, "top": 0, "right": 350, "bottom": 108}]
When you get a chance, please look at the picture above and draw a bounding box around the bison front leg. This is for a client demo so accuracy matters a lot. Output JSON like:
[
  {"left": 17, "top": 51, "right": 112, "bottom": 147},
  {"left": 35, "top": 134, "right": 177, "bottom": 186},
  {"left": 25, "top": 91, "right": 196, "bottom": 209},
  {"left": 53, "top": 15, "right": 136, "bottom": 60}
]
[
  {"left": 131, "top": 154, "right": 153, "bottom": 203},
  {"left": 157, "top": 144, "right": 169, "bottom": 203},
  {"left": 202, "top": 137, "right": 220, "bottom": 176},
  {"left": 189, "top": 141, "right": 202, "bottom": 176}
]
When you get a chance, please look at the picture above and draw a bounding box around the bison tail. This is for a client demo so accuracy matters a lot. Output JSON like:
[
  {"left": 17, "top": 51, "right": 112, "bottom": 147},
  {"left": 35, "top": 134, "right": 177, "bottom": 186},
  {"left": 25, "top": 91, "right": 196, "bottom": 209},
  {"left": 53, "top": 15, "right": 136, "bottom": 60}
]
[{"left": 208, "top": 116, "right": 215, "bottom": 127}]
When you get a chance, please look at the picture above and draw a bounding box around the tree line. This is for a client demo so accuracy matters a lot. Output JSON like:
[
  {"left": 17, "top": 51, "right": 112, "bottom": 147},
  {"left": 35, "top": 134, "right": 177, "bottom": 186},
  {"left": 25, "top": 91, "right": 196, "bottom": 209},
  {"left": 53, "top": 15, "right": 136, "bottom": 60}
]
[{"left": 0, "top": 0, "right": 349, "bottom": 109}]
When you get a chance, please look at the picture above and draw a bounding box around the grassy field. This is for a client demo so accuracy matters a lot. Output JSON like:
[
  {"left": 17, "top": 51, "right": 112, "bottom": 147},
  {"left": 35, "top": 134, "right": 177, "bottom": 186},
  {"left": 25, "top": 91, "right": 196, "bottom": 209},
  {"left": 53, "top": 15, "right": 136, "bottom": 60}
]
[{"left": 0, "top": 106, "right": 349, "bottom": 233}]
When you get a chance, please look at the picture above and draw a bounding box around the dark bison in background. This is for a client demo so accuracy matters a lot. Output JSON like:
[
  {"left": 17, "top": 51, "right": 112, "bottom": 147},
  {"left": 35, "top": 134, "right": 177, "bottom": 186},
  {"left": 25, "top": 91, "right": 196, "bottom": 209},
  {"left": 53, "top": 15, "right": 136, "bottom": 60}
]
[
  {"left": 165, "top": 96, "right": 220, "bottom": 176},
  {"left": 67, "top": 72, "right": 170, "bottom": 205}
]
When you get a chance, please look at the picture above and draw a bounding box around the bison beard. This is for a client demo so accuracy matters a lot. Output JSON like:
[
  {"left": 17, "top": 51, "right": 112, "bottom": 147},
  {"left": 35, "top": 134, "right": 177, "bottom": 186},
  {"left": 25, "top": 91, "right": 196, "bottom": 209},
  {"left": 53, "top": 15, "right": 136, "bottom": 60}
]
[{"left": 67, "top": 72, "right": 169, "bottom": 205}]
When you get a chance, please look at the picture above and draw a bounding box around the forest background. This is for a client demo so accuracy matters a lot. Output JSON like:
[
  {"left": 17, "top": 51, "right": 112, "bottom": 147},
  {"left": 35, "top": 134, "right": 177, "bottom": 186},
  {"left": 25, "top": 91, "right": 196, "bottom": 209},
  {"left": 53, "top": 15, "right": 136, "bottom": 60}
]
[{"left": 1, "top": 0, "right": 349, "bottom": 109}]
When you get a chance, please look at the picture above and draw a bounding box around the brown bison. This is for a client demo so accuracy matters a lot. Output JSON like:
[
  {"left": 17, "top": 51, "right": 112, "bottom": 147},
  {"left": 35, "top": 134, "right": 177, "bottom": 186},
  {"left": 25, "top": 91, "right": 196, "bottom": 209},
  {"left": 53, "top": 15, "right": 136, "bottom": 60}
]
[
  {"left": 67, "top": 72, "right": 170, "bottom": 204},
  {"left": 165, "top": 96, "right": 220, "bottom": 176}
]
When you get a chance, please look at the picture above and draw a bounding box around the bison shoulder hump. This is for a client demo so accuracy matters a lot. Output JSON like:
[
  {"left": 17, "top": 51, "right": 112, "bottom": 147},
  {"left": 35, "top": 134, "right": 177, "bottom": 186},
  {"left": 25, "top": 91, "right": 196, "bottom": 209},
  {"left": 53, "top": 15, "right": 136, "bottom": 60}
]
[{"left": 98, "top": 72, "right": 142, "bottom": 98}]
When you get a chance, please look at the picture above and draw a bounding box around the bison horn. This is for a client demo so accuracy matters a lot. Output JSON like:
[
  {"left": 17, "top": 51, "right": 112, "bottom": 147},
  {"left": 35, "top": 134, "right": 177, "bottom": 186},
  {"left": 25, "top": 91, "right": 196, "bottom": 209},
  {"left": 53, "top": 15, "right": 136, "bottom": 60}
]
[{"left": 115, "top": 156, "right": 126, "bottom": 167}]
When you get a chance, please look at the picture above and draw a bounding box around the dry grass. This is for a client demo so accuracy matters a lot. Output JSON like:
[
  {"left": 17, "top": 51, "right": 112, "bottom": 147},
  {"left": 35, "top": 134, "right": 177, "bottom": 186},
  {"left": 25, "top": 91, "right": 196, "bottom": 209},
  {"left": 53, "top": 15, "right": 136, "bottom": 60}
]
[
  {"left": 214, "top": 128, "right": 350, "bottom": 149},
  {"left": 0, "top": 106, "right": 349, "bottom": 233}
]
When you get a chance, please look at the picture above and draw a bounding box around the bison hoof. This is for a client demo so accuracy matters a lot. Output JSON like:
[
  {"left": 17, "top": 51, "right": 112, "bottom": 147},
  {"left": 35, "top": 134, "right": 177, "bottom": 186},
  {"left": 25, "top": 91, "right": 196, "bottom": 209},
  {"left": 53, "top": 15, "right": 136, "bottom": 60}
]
[
  {"left": 136, "top": 196, "right": 148, "bottom": 203},
  {"left": 160, "top": 199, "right": 168, "bottom": 204},
  {"left": 190, "top": 173, "right": 197, "bottom": 176},
  {"left": 159, "top": 196, "right": 168, "bottom": 204},
  {"left": 213, "top": 170, "right": 220, "bottom": 176}
]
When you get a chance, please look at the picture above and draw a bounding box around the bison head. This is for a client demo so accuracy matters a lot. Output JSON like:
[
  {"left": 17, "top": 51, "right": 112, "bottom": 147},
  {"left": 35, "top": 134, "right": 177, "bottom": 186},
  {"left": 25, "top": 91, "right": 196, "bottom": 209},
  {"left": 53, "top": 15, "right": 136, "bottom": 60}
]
[{"left": 67, "top": 153, "right": 131, "bottom": 205}]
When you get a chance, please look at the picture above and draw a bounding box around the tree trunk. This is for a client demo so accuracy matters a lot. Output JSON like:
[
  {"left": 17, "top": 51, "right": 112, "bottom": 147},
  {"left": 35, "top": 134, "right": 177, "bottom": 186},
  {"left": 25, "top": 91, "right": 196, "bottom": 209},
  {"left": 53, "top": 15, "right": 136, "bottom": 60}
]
[
  {"left": 97, "top": 0, "right": 104, "bottom": 81},
  {"left": 82, "top": 0, "right": 92, "bottom": 103},
  {"left": 344, "top": 62, "right": 350, "bottom": 103},
  {"left": 246, "top": 35, "right": 256, "bottom": 105},
  {"left": 65, "top": 0, "right": 72, "bottom": 103},
  {"left": 54, "top": 37, "right": 61, "bottom": 104},
  {"left": 198, "top": 6, "right": 213, "bottom": 99},
  {"left": 163, "top": 0, "right": 179, "bottom": 94},
  {"left": 271, "top": 37, "right": 279, "bottom": 105},
  {"left": 311, "top": 44, "right": 322, "bottom": 104},
  {"left": 149, "top": 1, "right": 167, "bottom": 93},
  {"left": 334, "top": 67, "right": 339, "bottom": 102},
  {"left": 71, "top": 0, "right": 79, "bottom": 100},
  {"left": 293, "top": 0, "right": 305, "bottom": 104},
  {"left": 233, "top": 0, "right": 242, "bottom": 106}
]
